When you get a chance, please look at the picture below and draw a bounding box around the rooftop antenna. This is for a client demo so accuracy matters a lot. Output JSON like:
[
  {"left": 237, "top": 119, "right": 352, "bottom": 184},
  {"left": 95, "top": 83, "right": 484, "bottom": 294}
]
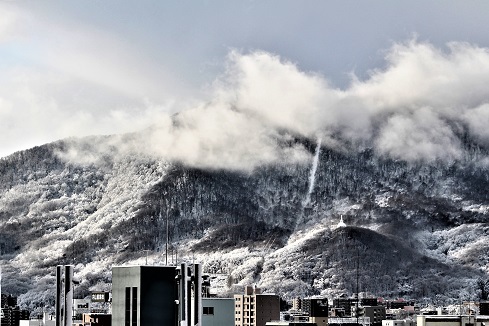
[{"left": 142, "top": 249, "right": 150, "bottom": 265}]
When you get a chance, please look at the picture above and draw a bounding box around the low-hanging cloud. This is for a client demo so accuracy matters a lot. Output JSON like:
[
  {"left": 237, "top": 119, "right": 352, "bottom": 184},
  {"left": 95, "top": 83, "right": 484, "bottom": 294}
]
[{"left": 61, "top": 40, "right": 489, "bottom": 170}]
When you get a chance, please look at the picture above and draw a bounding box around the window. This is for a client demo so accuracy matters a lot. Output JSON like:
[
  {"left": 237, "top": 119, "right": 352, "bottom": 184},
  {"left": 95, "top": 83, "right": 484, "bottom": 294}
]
[
  {"left": 203, "top": 307, "right": 214, "bottom": 315},
  {"left": 125, "top": 287, "right": 130, "bottom": 326},
  {"left": 132, "top": 287, "right": 137, "bottom": 326}
]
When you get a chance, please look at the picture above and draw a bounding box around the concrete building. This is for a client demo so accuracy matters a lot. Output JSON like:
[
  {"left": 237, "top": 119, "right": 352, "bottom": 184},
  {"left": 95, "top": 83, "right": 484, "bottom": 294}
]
[
  {"left": 302, "top": 298, "right": 328, "bottom": 326},
  {"left": 73, "top": 298, "right": 91, "bottom": 324},
  {"left": 480, "top": 301, "right": 489, "bottom": 315},
  {"left": 81, "top": 313, "right": 111, "bottom": 326},
  {"left": 266, "top": 322, "right": 315, "bottom": 326},
  {"left": 382, "top": 320, "right": 414, "bottom": 326},
  {"left": 234, "top": 286, "right": 280, "bottom": 326},
  {"left": 19, "top": 313, "right": 55, "bottom": 326},
  {"left": 202, "top": 298, "right": 234, "bottom": 326},
  {"left": 328, "top": 316, "right": 371, "bottom": 325},
  {"left": 363, "top": 305, "right": 386, "bottom": 326},
  {"left": 112, "top": 266, "right": 177, "bottom": 326},
  {"left": 1, "top": 306, "right": 30, "bottom": 326},
  {"left": 55, "top": 265, "right": 74, "bottom": 326},
  {"left": 332, "top": 298, "right": 358, "bottom": 317},
  {"left": 416, "top": 314, "right": 489, "bottom": 326}
]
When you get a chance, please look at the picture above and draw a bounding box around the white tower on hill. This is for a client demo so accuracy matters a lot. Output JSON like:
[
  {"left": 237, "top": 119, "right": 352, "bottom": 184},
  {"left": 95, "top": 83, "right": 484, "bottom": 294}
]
[{"left": 337, "top": 215, "right": 346, "bottom": 228}]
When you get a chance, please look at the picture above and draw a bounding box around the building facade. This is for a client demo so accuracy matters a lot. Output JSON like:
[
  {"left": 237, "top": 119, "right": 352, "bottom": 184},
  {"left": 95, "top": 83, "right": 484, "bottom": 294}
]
[
  {"left": 416, "top": 315, "right": 489, "bottom": 326},
  {"left": 234, "top": 286, "right": 280, "bottom": 326},
  {"left": 302, "top": 298, "right": 328, "bottom": 326},
  {"left": 112, "top": 266, "right": 177, "bottom": 326},
  {"left": 363, "top": 305, "right": 386, "bottom": 326},
  {"left": 382, "top": 320, "right": 414, "bottom": 326},
  {"left": 81, "top": 313, "right": 111, "bottom": 326},
  {"left": 202, "top": 298, "right": 234, "bottom": 326}
]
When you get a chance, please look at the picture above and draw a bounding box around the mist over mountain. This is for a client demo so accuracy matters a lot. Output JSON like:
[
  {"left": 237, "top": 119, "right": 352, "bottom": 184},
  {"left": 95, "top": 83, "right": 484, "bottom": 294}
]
[{"left": 1, "top": 41, "right": 489, "bottom": 311}]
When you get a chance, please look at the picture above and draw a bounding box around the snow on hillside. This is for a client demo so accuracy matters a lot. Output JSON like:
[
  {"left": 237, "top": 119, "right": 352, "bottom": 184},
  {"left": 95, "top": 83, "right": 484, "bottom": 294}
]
[{"left": 0, "top": 135, "right": 488, "bottom": 311}]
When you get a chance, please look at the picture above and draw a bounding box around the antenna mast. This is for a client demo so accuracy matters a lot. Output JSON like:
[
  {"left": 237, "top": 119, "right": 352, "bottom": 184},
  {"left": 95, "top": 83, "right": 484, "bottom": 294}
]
[{"left": 165, "top": 201, "right": 169, "bottom": 266}]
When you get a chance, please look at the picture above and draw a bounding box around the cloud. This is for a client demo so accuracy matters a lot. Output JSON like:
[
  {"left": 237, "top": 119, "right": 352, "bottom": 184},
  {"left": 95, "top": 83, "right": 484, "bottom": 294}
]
[
  {"left": 0, "top": 3, "right": 190, "bottom": 158},
  {"left": 9, "top": 39, "right": 489, "bottom": 170},
  {"left": 349, "top": 40, "right": 489, "bottom": 160},
  {"left": 218, "top": 50, "right": 336, "bottom": 137},
  {"left": 462, "top": 104, "right": 489, "bottom": 146},
  {"left": 0, "top": 4, "right": 21, "bottom": 43},
  {"left": 375, "top": 108, "right": 462, "bottom": 162}
]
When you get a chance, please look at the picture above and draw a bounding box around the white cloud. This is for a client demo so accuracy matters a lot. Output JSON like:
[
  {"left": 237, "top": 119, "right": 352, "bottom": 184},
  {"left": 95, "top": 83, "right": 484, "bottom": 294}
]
[
  {"left": 0, "top": 4, "right": 21, "bottom": 43},
  {"left": 462, "top": 104, "right": 489, "bottom": 146},
  {"left": 375, "top": 108, "right": 462, "bottom": 162},
  {"left": 60, "top": 41, "right": 489, "bottom": 170},
  {"left": 0, "top": 4, "right": 188, "bottom": 158},
  {"left": 4, "top": 38, "right": 489, "bottom": 169},
  {"left": 218, "top": 50, "right": 337, "bottom": 137}
]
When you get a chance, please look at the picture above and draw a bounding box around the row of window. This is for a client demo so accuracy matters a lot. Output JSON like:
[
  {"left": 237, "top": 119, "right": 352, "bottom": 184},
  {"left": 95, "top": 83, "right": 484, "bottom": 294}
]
[
  {"left": 235, "top": 317, "right": 255, "bottom": 322},
  {"left": 235, "top": 297, "right": 255, "bottom": 302},
  {"left": 203, "top": 307, "right": 214, "bottom": 315},
  {"left": 235, "top": 304, "right": 255, "bottom": 309},
  {"left": 235, "top": 310, "right": 255, "bottom": 316},
  {"left": 124, "top": 287, "right": 138, "bottom": 326}
]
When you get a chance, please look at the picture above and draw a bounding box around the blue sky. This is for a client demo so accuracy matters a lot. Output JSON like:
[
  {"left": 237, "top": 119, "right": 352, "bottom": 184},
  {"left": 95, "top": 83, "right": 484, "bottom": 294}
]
[{"left": 2, "top": 1, "right": 489, "bottom": 159}]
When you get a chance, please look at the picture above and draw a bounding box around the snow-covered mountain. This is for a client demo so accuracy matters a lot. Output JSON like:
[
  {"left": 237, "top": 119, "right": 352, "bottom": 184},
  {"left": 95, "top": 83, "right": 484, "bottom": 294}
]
[{"left": 0, "top": 132, "right": 488, "bottom": 312}]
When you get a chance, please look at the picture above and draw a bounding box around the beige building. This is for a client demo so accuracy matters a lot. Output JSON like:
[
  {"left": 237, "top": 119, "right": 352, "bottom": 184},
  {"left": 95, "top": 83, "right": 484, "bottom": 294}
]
[{"left": 234, "top": 286, "right": 280, "bottom": 326}]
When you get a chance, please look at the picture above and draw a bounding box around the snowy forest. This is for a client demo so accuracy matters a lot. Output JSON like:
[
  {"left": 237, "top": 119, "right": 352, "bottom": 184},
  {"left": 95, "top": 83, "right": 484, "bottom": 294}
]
[{"left": 0, "top": 131, "right": 488, "bottom": 312}]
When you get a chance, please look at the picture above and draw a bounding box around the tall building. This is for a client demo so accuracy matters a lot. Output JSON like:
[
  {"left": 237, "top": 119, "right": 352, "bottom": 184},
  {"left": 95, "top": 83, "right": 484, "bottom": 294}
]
[
  {"left": 333, "top": 298, "right": 357, "bottom": 317},
  {"left": 234, "top": 286, "right": 279, "bottom": 326},
  {"left": 55, "top": 265, "right": 74, "bottom": 326},
  {"left": 302, "top": 298, "right": 328, "bottom": 326},
  {"left": 363, "top": 306, "right": 386, "bottom": 326},
  {"left": 112, "top": 266, "right": 177, "bottom": 326},
  {"left": 1, "top": 306, "right": 30, "bottom": 326}
]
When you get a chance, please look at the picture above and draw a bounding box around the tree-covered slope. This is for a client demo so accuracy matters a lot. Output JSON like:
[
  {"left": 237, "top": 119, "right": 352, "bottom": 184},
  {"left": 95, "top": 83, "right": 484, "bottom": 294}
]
[{"left": 0, "top": 135, "right": 488, "bottom": 312}]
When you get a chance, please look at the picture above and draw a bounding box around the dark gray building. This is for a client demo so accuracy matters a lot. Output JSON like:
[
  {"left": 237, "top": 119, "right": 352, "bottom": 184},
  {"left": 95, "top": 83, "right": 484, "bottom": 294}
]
[
  {"left": 302, "top": 298, "right": 328, "bottom": 326},
  {"left": 363, "top": 306, "right": 386, "bottom": 326},
  {"left": 112, "top": 266, "right": 177, "bottom": 326}
]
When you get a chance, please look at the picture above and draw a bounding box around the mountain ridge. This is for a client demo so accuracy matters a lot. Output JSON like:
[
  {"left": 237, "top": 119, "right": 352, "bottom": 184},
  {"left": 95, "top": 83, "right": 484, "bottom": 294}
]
[{"left": 0, "top": 133, "right": 488, "bottom": 312}]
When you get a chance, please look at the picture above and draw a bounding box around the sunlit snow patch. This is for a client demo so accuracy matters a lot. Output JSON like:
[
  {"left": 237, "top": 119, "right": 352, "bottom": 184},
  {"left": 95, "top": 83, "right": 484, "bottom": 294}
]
[{"left": 375, "top": 193, "right": 392, "bottom": 208}]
